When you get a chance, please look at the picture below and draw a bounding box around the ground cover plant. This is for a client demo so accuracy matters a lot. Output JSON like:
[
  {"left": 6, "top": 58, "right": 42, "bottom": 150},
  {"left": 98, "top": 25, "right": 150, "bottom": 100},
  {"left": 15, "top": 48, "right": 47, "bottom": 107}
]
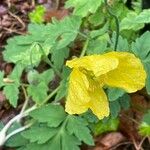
[{"left": 0, "top": 0, "right": 150, "bottom": 149}]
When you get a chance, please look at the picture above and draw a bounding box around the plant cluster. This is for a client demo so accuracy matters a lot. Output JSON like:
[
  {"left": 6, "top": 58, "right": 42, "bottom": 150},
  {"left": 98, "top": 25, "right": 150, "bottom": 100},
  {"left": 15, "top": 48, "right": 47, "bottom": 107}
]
[{"left": 0, "top": 0, "right": 150, "bottom": 149}]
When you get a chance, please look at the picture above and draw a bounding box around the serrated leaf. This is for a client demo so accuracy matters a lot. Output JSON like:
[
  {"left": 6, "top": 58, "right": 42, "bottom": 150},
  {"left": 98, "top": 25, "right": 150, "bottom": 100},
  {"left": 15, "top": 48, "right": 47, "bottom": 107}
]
[
  {"left": 61, "top": 131, "right": 81, "bottom": 150},
  {"left": 65, "top": 0, "right": 103, "bottom": 17},
  {"left": 29, "top": 5, "right": 46, "bottom": 24},
  {"left": 67, "top": 116, "right": 94, "bottom": 145},
  {"left": 27, "top": 82, "right": 48, "bottom": 104},
  {"left": 131, "top": 31, "right": 150, "bottom": 94},
  {"left": 119, "top": 94, "right": 131, "bottom": 110},
  {"left": 86, "top": 34, "right": 109, "bottom": 55},
  {"left": 22, "top": 124, "right": 57, "bottom": 144},
  {"left": 52, "top": 47, "right": 69, "bottom": 70},
  {"left": 107, "top": 87, "right": 125, "bottom": 101},
  {"left": 30, "top": 104, "right": 67, "bottom": 127},
  {"left": 120, "top": 12, "right": 144, "bottom": 31},
  {"left": 4, "top": 42, "right": 47, "bottom": 67},
  {"left": 110, "top": 100, "right": 121, "bottom": 118},
  {"left": 4, "top": 16, "right": 81, "bottom": 67},
  {"left": 135, "top": 9, "right": 150, "bottom": 24},
  {"left": 47, "top": 15, "right": 81, "bottom": 49},
  {"left": 93, "top": 118, "right": 119, "bottom": 135},
  {"left": 40, "top": 69, "right": 54, "bottom": 84},
  {"left": 3, "top": 84, "right": 19, "bottom": 107},
  {"left": 139, "top": 122, "right": 150, "bottom": 136}
]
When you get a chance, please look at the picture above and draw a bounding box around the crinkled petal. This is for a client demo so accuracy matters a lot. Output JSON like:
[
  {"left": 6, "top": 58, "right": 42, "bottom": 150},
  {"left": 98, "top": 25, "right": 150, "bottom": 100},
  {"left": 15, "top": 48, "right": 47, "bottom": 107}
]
[
  {"left": 65, "top": 68, "right": 90, "bottom": 114},
  {"left": 88, "top": 80, "right": 109, "bottom": 119},
  {"left": 104, "top": 52, "right": 146, "bottom": 92},
  {"left": 66, "top": 55, "right": 119, "bottom": 77}
]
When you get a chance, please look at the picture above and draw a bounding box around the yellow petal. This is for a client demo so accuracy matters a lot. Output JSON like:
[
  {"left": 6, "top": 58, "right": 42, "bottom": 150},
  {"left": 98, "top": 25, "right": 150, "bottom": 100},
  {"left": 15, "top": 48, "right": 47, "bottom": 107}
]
[
  {"left": 88, "top": 80, "right": 110, "bottom": 119},
  {"left": 104, "top": 52, "right": 146, "bottom": 92},
  {"left": 65, "top": 68, "right": 90, "bottom": 114},
  {"left": 66, "top": 55, "right": 119, "bottom": 77}
]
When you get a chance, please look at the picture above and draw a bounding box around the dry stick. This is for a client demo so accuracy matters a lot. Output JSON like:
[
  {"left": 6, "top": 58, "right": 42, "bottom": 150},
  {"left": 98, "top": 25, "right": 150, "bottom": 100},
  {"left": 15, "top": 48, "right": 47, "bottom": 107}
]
[{"left": 8, "top": 11, "right": 26, "bottom": 30}]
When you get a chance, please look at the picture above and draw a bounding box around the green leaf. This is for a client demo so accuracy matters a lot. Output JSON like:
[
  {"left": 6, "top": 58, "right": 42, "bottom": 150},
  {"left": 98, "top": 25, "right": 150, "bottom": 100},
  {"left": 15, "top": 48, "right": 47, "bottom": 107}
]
[
  {"left": 3, "top": 63, "right": 23, "bottom": 107},
  {"left": 65, "top": 0, "right": 103, "bottom": 17},
  {"left": 131, "top": 31, "right": 150, "bottom": 94},
  {"left": 93, "top": 118, "right": 119, "bottom": 135},
  {"left": 4, "top": 16, "right": 81, "bottom": 67},
  {"left": 40, "top": 69, "right": 54, "bottom": 84},
  {"left": 119, "top": 94, "right": 131, "bottom": 110},
  {"left": 67, "top": 116, "right": 94, "bottom": 145},
  {"left": 107, "top": 87, "right": 125, "bottom": 101},
  {"left": 139, "top": 122, "right": 150, "bottom": 136},
  {"left": 22, "top": 124, "right": 57, "bottom": 144},
  {"left": 30, "top": 104, "right": 67, "bottom": 127},
  {"left": 89, "top": 22, "right": 109, "bottom": 38},
  {"left": 18, "top": 142, "right": 50, "bottom": 150},
  {"left": 139, "top": 110, "right": 150, "bottom": 136},
  {"left": 52, "top": 47, "right": 69, "bottom": 70},
  {"left": 55, "top": 67, "right": 70, "bottom": 101},
  {"left": 142, "top": 110, "right": 150, "bottom": 125},
  {"left": 49, "top": 16, "right": 81, "bottom": 49},
  {"left": 3, "top": 84, "right": 19, "bottom": 107},
  {"left": 27, "top": 82, "right": 48, "bottom": 104},
  {"left": 120, "top": 12, "right": 144, "bottom": 31},
  {"left": 135, "top": 9, "right": 150, "bottom": 24},
  {"left": 110, "top": 100, "right": 121, "bottom": 118},
  {"left": 86, "top": 33, "right": 109, "bottom": 55},
  {"left": 29, "top": 5, "right": 46, "bottom": 24},
  {"left": 61, "top": 131, "right": 81, "bottom": 150},
  {"left": 4, "top": 42, "right": 43, "bottom": 67},
  {"left": 88, "top": 8, "right": 105, "bottom": 26},
  {"left": 0, "top": 71, "right": 4, "bottom": 88}
]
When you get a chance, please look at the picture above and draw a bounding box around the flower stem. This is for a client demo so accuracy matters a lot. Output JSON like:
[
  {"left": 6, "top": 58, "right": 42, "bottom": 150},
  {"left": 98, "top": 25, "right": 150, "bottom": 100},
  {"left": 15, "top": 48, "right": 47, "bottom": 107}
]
[{"left": 80, "top": 38, "right": 90, "bottom": 57}]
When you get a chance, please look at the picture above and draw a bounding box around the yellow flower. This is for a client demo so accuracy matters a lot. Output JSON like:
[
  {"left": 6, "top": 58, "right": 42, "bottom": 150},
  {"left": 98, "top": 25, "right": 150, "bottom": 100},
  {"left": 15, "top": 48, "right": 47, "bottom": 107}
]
[{"left": 65, "top": 52, "right": 146, "bottom": 119}]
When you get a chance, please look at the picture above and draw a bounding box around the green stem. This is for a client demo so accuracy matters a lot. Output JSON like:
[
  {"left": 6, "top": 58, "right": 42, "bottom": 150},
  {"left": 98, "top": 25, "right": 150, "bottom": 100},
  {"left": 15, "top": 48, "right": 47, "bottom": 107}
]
[
  {"left": 37, "top": 43, "right": 62, "bottom": 78},
  {"left": 40, "top": 85, "right": 60, "bottom": 106},
  {"left": 80, "top": 38, "right": 90, "bottom": 57},
  {"left": 78, "top": 31, "right": 88, "bottom": 39},
  {"left": 104, "top": 0, "right": 119, "bottom": 51}
]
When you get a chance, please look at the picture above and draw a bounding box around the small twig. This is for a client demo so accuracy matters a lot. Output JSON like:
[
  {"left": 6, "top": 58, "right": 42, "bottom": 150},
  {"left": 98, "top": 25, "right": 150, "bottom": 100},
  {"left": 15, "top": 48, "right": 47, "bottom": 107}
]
[
  {"left": 6, "top": 0, "right": 11, "bottom": 8},
  {"left": 138, "top": 136, "right": 147, "bottom": 150},
  {"left": 2, "top": 27, "right": 25, "bottom": 35},
  {"left": 110, "top": 141, "right": 133, "bottom": 150},
  {"left": 55, "top": 0, "right": 60, "bottom": 10},
  {"left": 8, "top": 11, "right": 26, "bottom": 30}
]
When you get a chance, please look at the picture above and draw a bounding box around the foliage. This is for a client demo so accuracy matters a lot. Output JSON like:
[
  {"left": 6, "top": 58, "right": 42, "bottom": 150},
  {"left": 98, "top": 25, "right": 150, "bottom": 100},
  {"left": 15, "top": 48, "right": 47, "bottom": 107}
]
[
  {"left": 139, "top": 110, "right": 150, "bottom": 136},
  {"left": 1, "top": 0, "right": 150, "bottom": 149},
  {"left": 29, "top": 5, "right": 46, "bottom": 24}
]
